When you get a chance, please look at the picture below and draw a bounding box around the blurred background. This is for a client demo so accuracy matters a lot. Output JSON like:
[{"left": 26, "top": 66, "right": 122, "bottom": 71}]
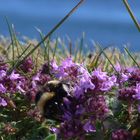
[{"left": 0, "top": 0, "right": 139, "bottom": 51}]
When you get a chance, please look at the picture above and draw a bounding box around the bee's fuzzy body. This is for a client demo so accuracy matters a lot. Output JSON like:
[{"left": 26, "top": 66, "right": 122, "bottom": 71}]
[{"left": 35, "top": 80, "right": 69, "bottom": 120}]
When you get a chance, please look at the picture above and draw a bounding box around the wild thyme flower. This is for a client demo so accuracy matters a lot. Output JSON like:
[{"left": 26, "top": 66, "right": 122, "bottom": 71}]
[
  {"left": 50, "top": 60, "right": 58, "bottom": 73},
  {"left": 27, "top": 71, "right": 52, "bottom": 101},
  {"left": 32, "top": 58, "right": 140, "bottom": 139},
  {"left": 118, "top": 67, "right": 140, "bottom": 86},
  {"left": 19, "top": 57, "right": 34, "bottom": 73},
  {"left": 56, "top": 94, "right": 97, "bottom": 139},
  {"left": 56, "top": 58, "right": 79, "bottom": 81},
  {"left": 120, "top": 73, "right": 129, "bottom": 83},
  {"left": 0, "top": 70, "right": 26, "bottom": 94},
  {"left": 86, "top": 95, "right": 109, "bottom": 120},
  {"left": 114, "top": 62, "right": 122, "bottom": 72},
  {"left": 83, "top": 120, "right": 96, "bottom": 133},
  {"left": 0, "top": 83, "right": 6, "bottom": 93},
  {"left": 51, "top": 85, "right": 95, "bottom": 140},
  {"left": 118, "top": 67, "right": 140, "bottom": 102},
  {"left": 0, "top": 97, "right": 7, "bottom": 106},
  {"left": 0, "top": 70, "right": 6, "bottom": 80},
  {"left": 118, "top": 67, "right": 140, "bottom": 114},
  {"left": 32, "top": 72, "right": 51, "bottom": 87},
  {"left": 58, "top": 120, "right": 86, "bottom": 140},
  {"left": 128, "top": 67, "right": 140, "bottom": 82},
  {"left": 78, "top": 71, "right": 95, "bottom": 92},
  {"left": 54, "top": 58, "right": 88, "bottom": 81},
  {"left": 32, "top": 73, "right": 40, "bottom": 88},
  {"left": 16, "top": 81, "right": 26, "bottom": 93},
  {"left": 53, "top": 58, "right": 95, "bottom": 94},
  {"left": 118, "top": 86, "right": 139, "bottom": 102},
  {"left": 92, "top": 69, "right": 108, "bottom": 81},
  {"left": 134, "top": 83, "right": 140, "bottom": 100},
  {"left": 91, "top": 69, "right": 116, "bottom": 92},
  {"left": 73, "top": 76, "right": 95, "bottom": 98},
  {"left": 41, "top": 60, "right": 58, "bottom": 75},
  {"left": 9, "top": 70, "right": 21, "bottom": 80},
  {"left": 111, "top": 129, "right": 132, "bottom": 140}
]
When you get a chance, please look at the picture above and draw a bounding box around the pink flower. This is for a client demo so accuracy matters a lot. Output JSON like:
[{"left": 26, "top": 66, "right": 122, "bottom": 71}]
[
  {"left": 50, "top": 60, "right": 58, "bottom": 71},
  {"left": 0, "top": 97, "right": 7, "bottom": 106},
  {"left": 0, "top": 83, "right": 6, "bottom": 93},
  {"left": 61, "top": 57, "right": 75, "bottom": 68},
  {"left": 9, "top": 71, "right": 21, "bottom": 80},
  {"left": 32, "top": 73, "right": 40, "bottom": 88},
  {"left": 16, "top": 81, "right": 25, "bottom": 93},
  {"left": 0, "top": 70, "right": 6, "bottom": 80},
  {"left": 83, "top": 121, "right": 96, "bottom": 133},
  {"left": 92, "top": 69, "right": 108, "bottom": 81},
  {"left": 114, "top": 62, "right": 122, "bottom": 72}
]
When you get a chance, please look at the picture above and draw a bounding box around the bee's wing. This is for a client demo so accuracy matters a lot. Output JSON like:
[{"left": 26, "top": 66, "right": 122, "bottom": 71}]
[{"left": 62, "top": 84, "right": 69, "bottom": 93}]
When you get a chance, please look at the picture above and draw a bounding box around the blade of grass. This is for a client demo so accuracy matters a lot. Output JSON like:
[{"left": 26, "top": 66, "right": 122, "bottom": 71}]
[
  {"left": 47, "top": 39, "right": 50, "bottom": 72},
  {"left": 11, "top": 24, "right": 24, "bottom": 56},
  {"left": 17, "top": 44, "right": 31, "bottom": 59},
  {"left": 5, "top": 18, "right": 15, "bottom": 66},
  {"left": 89, "top": 42, "right": 112, "bottom": 69},
  {"left": 93, "top": 46, "right": 109, "bottom": 68},
  {"left": 6, "top": 44, "right": 31, "bottom": 72},
  {"left": 123, "top": 0, "right": 140, "bottom": 32},
  {"left": 7, "top": 0, "right": 85, "bottom": 74},
  {"left": 35, "top": 27, "right": 49, "bottom": 61},
  {"left": 59, "top": 38, "right": 68, "bottom": 58},
  {"left": 0, "top": 60, "right": 16, "bottom": 65},
  {"left": 78, "top": 33, "right": 85, "bottom": 62},
  {"left": 36, "top": 27, "right": 51, "bottom": 70},
  {"left": 97, "top": 43, "right": 119, "bottom": 74},
  {"left": 52, "top": 38, "right": 58, "bottom": 60},
  {"left": 66, "top": 36, "right": 72, "bottom": 57},
  {"left": 124, "top": 47, "right": 140, "bottom": 68},
  {"left": 74, "top": 41, "right": 79, "bottom": 62}
]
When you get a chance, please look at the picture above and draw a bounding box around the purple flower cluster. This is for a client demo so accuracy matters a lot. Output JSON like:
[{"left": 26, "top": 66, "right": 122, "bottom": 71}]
[
  {"left": 118, "top": 67, "right": 140, "bottom": 111},
  {"left": 111, "top": 129, "right": 132, "bottom": 140},
  {"left": 28, "top": 71, "right": 51, "bottom": 101},
  {"left": 2, "top": 56, "right": 140, "bottom": 139},
  {"left": 19, "top": 57, "right": 34, "bottom": 73},
  {"left": 91, "top": 69, "right": 117, "bottom": 92},
  {"left": 0, "top": 61, "right": 27, "bottom": 106},
  {"left": 44, "top": 58, "right": 117, "bottom": 139},
  {"left": 86, "top": 95, "right": 109, "bottom": 120},
  {"left": 118, "top": 86, "right": 140, "bottom": 102}
]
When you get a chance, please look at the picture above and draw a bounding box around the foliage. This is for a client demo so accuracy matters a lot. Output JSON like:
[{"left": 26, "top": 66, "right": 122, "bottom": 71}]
[
  {"left": 0, "top": 0, "right": 140, "bottom": 139},
  {"left": 0, "top": 33, "right": 140, "bottom": 139}
]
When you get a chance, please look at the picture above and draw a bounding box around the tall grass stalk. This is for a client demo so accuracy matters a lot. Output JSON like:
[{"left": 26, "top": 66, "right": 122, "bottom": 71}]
[
  {"left": 6, "top": 18, "right": 15, "bottom": 66},
  {"left": 123, "top": 0, "right": 140, "bottom": 32},
  {"left": 124, "top": 47, "right": 140, "bottom": 68},
  {"left": 96, "top": 43, "right": 119, "bottom": 74},
  {"left": 7, "top": 0, "right": 85, "bottom": 75}
]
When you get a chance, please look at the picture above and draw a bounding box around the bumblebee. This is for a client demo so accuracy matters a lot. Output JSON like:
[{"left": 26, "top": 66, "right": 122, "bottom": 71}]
[{"left": 35, "top": 80, "right": 70, "bottom": 121}]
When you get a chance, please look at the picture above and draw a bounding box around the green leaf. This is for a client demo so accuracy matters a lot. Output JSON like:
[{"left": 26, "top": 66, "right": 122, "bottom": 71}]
[{"left": 44, "top": 134, "right": 57, "bottom": 140}]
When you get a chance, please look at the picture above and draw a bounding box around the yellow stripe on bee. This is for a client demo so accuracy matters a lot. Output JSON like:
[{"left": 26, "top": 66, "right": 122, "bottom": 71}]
[
  {"left": 37, "top": 92, "right": 55, "bottom": 114},
  {"left": 48, "top": 80, "right": 60, "bottom": 84}
]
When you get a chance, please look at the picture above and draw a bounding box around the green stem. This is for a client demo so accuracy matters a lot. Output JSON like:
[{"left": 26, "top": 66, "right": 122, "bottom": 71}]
[
  {"left": 124, "top": 47, "right": 140, "bottom": 68},
  {"left": 7, "top": 0, "right": 85, "bottom": 75},
  {"left": 123, "top": 0, "right": 140, "bottom": 32}
]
